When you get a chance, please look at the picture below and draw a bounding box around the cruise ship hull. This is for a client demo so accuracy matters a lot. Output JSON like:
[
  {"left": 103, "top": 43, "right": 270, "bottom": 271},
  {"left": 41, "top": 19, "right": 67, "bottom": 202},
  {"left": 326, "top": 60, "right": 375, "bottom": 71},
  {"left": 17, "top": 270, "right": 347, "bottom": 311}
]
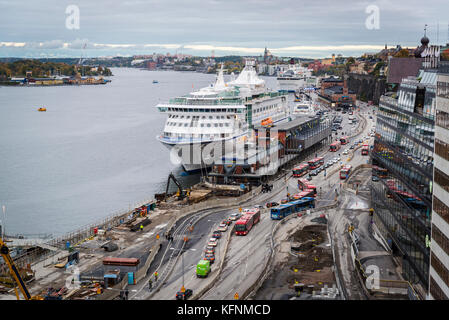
[
  {"left": 158, "top": 135, "right": 246, "bottom": 172},
  {"left": 157, "top": 116, "right": 290, "bottom": 172}
]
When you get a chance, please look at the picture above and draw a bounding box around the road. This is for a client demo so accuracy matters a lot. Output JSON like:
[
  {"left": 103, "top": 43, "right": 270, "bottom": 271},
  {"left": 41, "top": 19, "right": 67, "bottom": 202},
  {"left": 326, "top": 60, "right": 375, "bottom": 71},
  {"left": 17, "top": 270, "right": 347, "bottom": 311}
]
[
  {"left": 135, "top": 98, "right": 377, "bottom": 300},
  {"left": 198, "top": 100, "right": 377, "bottom": 300}
]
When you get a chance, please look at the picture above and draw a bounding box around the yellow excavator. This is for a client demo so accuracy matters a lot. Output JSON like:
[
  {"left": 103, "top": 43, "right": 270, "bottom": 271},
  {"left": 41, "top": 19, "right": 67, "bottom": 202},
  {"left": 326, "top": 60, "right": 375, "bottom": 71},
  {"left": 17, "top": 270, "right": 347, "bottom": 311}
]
[{"left": 0, "top": 238, "right": 42, "bottom": 300}]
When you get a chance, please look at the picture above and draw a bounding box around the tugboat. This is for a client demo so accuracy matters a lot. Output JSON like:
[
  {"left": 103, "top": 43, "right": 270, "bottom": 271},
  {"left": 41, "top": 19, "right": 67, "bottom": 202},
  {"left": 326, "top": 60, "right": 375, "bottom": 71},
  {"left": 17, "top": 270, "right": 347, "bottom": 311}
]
[{"left": 38, "top": 107, "right": 46, "bottom": 112}]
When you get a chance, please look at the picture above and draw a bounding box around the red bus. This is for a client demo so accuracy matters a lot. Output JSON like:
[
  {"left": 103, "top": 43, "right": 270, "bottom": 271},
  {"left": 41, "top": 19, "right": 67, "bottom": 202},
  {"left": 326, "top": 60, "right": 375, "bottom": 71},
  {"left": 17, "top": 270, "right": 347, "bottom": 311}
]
[
  {"left": 298, "top": 179, "right": 317, "bottom": 195},
  {"left": 308, "top": 157, "right": 324, "bottom": 169},
  {"left": 292, "top": 189, "right": 316, "bottom": 200},
  {"left": 292, "top": 163, "right": 309, "bottom": 177},
  {"left": 340, "top": 136, "right": 349, "bottom": 145},
  {"left": 235, "top": 209, "right": 261, "bottom": 236},
  {"left": 340, "top": 165, "right": 352, "bottom": 179},
  {"left": 361, "top": 144, "right": 369, "bottom": 155},
  {"left": 329, "top": 141, "right": 341, "bottom": 152}
]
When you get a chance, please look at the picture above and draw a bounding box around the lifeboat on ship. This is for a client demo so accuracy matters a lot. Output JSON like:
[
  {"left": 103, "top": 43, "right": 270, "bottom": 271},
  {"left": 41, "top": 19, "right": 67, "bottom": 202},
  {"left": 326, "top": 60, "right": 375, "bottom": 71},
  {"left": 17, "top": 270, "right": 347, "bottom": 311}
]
[{"left": 261, "top": 117, "right": 273, "bottom": 127}]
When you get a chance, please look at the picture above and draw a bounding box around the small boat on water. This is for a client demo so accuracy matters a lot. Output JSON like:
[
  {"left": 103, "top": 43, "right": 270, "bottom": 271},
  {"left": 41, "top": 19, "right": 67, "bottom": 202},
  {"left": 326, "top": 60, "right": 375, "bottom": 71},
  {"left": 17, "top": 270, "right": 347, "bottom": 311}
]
[
  {"left": 38, "top": 107, "right": 46, "bottom": 112},
  {"left": 153, "top": 80, "right": 158, "bottom": 84}
]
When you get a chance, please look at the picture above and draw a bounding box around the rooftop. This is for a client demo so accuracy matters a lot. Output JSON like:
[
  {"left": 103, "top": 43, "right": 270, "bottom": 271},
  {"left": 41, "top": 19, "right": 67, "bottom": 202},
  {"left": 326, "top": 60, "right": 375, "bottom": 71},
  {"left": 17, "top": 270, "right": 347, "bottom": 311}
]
[
  {"left": 272, "top": 116, "right": 314, "bottom": 131},
  {"left": 324, "top": 85, "right": 355, "bottom": 95},
  {"left": 387, "top": 57, "right": 423, "bottom": 84}
]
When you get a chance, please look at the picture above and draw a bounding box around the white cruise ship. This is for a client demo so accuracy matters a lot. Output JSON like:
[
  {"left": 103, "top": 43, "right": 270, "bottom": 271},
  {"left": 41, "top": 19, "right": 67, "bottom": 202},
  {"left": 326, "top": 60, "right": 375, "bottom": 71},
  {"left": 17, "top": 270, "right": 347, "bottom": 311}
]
[
  {"left": 276, "top": 64, "right": 312, "bottom": 92},
  {"left": 156, "top": 61, "right": 289, "bottom": 172}
]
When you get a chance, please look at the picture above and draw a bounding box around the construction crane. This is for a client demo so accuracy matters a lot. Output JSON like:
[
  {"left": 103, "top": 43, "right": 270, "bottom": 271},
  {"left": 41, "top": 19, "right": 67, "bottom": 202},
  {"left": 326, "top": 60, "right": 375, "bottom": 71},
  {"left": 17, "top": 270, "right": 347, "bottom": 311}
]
[
  {"left": 0, "top": 238, "right": 41, "bottom": 300},
  {"left": 165, "top": 172, "right": 189, "bottom": 201}
]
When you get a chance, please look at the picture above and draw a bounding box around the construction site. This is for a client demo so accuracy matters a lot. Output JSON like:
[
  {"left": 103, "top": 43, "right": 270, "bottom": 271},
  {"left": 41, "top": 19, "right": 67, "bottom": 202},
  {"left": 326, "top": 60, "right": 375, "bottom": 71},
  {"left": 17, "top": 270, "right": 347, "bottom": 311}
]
[{"left": 254, "top": 217, "right": 339, "bottom": 300}]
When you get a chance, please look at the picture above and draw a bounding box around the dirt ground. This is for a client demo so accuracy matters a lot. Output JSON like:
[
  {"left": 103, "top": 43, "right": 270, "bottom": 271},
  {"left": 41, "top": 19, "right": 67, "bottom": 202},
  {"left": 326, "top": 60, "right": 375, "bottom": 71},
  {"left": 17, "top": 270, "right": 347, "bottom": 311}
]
[{"left": 254, "top": 222, "right": 337, "bottom": 300}]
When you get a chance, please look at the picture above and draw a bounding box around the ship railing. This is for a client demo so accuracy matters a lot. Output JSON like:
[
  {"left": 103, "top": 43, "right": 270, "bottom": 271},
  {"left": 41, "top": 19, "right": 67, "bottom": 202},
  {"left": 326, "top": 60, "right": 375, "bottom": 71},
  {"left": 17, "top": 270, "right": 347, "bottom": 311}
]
[{"left": 168, "top": 98, "right": 243, "bottom": 105}]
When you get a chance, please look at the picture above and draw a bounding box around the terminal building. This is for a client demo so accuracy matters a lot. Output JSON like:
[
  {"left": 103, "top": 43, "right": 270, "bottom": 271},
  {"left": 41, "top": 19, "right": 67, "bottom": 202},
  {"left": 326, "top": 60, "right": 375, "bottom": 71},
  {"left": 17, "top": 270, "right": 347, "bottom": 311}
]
[
  {"left": 428, "top": 48, "right": 449, "bottom": 300},
  {"left": 318, "top": 75, "right": 357, "bottom": 110},
  {"left": 208, "top": 115, "right": 332, "bottom": 185},
  {"left": 371, "top": 36, "right": 440, "bottom": 297}
]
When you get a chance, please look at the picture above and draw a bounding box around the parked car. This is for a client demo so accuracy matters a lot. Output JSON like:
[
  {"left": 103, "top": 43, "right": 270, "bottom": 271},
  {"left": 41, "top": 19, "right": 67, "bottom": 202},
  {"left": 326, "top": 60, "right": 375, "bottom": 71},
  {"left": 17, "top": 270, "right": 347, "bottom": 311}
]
[
  {"left": 266, "top": 202, "right": 279, "bottom": 208},
  {"left": 342, "top": 149, "right": 349, "bottom": 155},
  {"left": 228, "top": 213, "right": 241, "bottom": 221},
  {"left": 204, "top": 254, "right": 215, "bottom": 264},
  {"left": 372, "top": 175, "right": 380, "bottom": 182},
  {"left": 212, "top": 231, "right": 222, "bottom": 239},
  {"left": 221, "top": 219, "right": 232, "bottom": 226},
  {"left": 176, "top": 289, "right": 193, "bottom": 300},
  {"left": 310, "top": 170, "right": 318, "bottom": 176},
  {"left": 208, "top": 238, "right": 218, "bottom": 247},
  {"left": 217, "top": 224, "right": 228, "bottom": 232}
]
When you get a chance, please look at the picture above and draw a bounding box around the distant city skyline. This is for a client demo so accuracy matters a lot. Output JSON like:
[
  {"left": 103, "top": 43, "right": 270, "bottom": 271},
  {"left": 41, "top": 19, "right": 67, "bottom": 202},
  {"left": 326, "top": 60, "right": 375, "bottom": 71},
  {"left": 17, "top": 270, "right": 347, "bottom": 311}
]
[{"left": 1, "top": 0, "right": 448, "bottom": 58}]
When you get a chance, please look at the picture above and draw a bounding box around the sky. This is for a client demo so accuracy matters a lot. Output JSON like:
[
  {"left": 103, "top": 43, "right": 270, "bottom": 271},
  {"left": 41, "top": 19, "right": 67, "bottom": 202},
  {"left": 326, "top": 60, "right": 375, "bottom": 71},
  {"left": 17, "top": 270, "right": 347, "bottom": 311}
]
[{"left": 0, "top": 0, "right": 448, "bottom": 59}]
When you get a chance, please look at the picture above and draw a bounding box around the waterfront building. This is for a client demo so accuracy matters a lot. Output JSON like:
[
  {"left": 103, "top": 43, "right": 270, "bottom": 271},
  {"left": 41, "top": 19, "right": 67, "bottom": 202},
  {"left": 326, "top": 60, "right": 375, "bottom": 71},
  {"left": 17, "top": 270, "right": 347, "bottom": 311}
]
[
  {"left": 371, "top": 37, "right": 439, "bottom": 297},
  {"left": 208, "top": 115, "right": 332, "bottom": 185},
  {"left": 318, "top": 75, "right": 356, "bottom": 109},
  {"left": 428, "top": 47, "right": 449, "bottom": 300}
]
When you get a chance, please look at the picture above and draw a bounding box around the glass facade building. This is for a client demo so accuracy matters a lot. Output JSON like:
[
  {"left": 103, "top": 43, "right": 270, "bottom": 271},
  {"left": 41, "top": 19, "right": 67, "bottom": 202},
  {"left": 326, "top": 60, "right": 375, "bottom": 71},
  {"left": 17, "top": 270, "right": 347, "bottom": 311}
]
[
  {"left": 372, "top": 67, "right": 437, "bottom": 295},
  {"left": 429, "top": 56, "right": 449, "bottom": 300}
]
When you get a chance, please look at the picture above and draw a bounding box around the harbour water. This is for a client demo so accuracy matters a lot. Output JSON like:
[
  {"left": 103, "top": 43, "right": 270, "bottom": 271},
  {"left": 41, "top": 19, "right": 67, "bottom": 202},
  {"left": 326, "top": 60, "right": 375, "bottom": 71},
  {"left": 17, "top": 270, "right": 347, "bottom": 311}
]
[{"left": 0, "top": 68, "right": 277, "bottom": 236}]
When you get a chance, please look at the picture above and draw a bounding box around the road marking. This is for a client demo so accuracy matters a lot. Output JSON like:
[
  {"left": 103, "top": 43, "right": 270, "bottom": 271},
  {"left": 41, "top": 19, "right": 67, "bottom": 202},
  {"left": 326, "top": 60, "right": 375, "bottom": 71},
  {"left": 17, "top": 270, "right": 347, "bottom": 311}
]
[
  {"left": 142, "top": 232, "right": 154, "bottom": 238},
  {"left": 155, "top": 223, "right": 167, "bottom": 229}
]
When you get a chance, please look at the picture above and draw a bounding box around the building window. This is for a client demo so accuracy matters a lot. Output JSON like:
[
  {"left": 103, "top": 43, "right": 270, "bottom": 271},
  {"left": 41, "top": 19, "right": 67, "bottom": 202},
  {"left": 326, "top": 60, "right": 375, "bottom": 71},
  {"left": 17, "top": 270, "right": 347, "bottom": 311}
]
[
  {"left": 432, "top": 223, "right": 449, "bottom": 258},
  {"left": 430, "top": 276, "right": 449, "bottom": 299},
  {"left": 433, "top": 196, "right": 449, "bottom": 226},
  {"left": 435, "top": 138, "right": 449, "bottom": 162},
  {"left": 435, "top": 168, "right": 449, "bottom": 194},
  {"left": 431, "top": 253, "right": 449, "bottom": 289},
  {"left": 437, "top": 81, "right": 449, "bottom": 99},
  {"left": 436, "top": 110, "right": 449, "bottom": 130}
]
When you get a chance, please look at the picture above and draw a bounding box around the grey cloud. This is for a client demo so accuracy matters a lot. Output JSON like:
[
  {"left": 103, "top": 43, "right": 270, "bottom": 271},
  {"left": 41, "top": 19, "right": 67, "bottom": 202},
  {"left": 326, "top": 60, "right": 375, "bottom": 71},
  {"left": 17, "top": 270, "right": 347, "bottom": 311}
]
[{"left": 0, "top": 0, "right": 448, "bottom": 58}]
